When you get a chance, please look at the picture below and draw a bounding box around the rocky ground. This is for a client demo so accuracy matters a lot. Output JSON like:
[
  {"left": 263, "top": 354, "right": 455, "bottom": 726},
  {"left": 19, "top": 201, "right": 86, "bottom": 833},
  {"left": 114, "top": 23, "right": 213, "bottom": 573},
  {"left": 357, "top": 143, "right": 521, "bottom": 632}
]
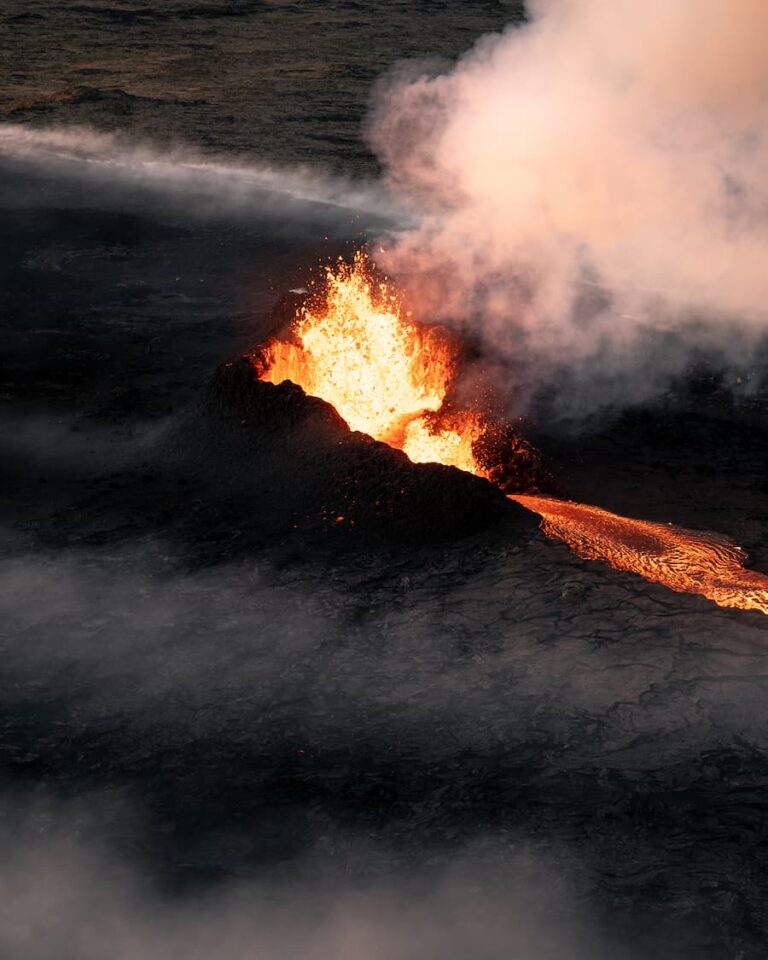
[
  {"left": 2, "top": 155, "right": 768, "bottom": 959},
  {"left": 0, "top": 0, "right": 525, "bottom": 176}
]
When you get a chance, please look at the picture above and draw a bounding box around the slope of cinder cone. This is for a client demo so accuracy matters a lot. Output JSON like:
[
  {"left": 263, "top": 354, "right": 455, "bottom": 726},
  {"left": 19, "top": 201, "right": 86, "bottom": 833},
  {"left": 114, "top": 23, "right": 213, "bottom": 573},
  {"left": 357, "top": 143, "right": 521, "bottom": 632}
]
[{"left": 163, "top": 357, "right": 537, "bottom": 549}]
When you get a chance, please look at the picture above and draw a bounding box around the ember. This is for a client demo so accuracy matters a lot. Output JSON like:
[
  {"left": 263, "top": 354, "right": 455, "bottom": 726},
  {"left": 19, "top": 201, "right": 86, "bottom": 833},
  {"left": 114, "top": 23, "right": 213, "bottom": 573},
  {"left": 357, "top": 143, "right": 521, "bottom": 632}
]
[{"left": 253, "top": 251, "right": 768, "bottom": 616}]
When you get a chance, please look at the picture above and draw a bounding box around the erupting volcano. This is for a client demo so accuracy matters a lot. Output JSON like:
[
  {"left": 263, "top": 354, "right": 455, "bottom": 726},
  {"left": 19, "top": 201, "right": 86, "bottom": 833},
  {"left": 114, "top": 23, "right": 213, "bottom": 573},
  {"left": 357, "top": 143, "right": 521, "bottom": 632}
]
[{"left": 252, "top": 252, "right": 768, "bottom": 617}]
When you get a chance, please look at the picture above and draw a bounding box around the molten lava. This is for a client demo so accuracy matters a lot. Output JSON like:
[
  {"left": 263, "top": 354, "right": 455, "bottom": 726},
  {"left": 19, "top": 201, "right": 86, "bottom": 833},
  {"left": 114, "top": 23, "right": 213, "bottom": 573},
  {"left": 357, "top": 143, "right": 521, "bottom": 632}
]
[
  {"left": 513, "top": 496, "right": 768, "bottom": 616},
  {"left": 253, "top": 250, "right": 768, "bottom": 617},
  {"left": 257, "top": 252, "right": 490, "bottom": 474}
]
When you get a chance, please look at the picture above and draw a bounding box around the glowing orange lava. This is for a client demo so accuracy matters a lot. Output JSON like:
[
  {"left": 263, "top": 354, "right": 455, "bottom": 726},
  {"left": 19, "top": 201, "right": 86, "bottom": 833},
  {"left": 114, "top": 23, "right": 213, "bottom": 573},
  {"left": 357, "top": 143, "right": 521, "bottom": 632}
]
[
  {"left": 258, "top": 251, "right": 488, "bottom": 473},
  {"left": 512, "top": 496, "right": 768, "bottom": 615},
  {"left": 254, "top": 250, "right": 768, "bottom": 617}
]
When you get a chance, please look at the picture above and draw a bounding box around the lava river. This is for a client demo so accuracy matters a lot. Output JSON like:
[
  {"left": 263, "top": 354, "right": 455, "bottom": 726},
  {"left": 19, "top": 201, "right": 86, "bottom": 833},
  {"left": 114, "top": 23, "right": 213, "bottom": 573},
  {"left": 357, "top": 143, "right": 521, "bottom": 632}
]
[
  {"left": 513, "top": 496, "right": 768, "bottom": 616},
  {"left": 253, "top": 252, "right": 768, "bottom": 617}
]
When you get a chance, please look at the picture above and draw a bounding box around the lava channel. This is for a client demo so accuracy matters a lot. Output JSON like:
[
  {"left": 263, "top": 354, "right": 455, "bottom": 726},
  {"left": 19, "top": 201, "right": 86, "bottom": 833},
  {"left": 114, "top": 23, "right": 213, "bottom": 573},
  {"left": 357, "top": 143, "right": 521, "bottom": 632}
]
[{"left": 512, "top": 496, "right": 768, "bottom": 616}]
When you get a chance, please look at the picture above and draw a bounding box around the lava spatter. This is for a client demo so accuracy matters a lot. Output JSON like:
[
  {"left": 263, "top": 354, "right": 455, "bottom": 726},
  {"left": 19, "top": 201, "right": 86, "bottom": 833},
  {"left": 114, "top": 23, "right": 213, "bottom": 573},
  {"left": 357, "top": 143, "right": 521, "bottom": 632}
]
[{"left": 255, "top": 251, "right": 491, "bottom": 474}]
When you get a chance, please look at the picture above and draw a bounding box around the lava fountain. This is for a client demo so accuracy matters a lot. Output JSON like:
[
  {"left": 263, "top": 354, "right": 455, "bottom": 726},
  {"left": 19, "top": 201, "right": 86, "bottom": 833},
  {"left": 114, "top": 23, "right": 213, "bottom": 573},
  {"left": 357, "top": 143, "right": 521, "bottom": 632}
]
[
  {"left": 257, "top": 252, "right": 488, "bottom": 475},
  {"left": 252, "top": 252, "right": 768, "bottom": 616}
]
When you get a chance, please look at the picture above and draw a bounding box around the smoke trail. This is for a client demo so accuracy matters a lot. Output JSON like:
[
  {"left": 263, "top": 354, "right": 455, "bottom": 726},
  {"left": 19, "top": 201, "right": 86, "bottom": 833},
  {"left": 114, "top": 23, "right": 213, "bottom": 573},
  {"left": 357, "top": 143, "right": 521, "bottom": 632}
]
[
  {"left": 367, "top": 0, "right": 768, "bottom": 417},
  {"left": 0, "top": 123, "right": 407, "bottom": 224}
]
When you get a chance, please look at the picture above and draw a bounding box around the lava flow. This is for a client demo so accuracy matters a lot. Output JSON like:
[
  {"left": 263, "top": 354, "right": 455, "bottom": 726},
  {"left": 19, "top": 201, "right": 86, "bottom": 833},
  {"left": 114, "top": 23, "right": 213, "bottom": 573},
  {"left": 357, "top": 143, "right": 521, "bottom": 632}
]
[
  {"left": 514, "top": 496, "right": 768, "bottom": 616},
  {"left": 252, "top": 251, "right": 768, "bottom": 616}
]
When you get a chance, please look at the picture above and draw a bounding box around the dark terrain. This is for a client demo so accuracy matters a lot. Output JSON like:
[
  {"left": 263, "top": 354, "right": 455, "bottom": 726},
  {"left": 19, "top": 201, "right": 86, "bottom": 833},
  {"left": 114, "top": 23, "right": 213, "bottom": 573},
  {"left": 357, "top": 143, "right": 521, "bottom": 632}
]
[
  {"left": 3, "top": 3, "right": 768, "bottom": 958},
  {"left": 1, "top": 0, "right": 525, "bottom": 175}
]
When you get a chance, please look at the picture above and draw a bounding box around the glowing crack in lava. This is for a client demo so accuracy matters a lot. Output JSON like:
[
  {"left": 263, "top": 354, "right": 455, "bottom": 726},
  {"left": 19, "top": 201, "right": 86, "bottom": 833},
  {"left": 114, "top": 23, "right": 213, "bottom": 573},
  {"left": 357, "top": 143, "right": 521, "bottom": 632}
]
[{"left": 253, "top": 252, "right": 768, "bottom": 616}]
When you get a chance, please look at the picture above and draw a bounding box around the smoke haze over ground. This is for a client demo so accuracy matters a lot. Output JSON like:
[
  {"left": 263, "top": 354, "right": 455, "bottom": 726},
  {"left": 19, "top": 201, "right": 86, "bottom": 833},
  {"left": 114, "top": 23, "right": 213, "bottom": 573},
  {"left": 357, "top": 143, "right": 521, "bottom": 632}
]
[
  {"left": 0, "top": 124, "right": 403, "bottom": 225},
  {"left": 369, "top": 0, "right": 768, "bottom": 417},
  {"left": 0, "top": 795, "right": 611, "bottom": 960}
]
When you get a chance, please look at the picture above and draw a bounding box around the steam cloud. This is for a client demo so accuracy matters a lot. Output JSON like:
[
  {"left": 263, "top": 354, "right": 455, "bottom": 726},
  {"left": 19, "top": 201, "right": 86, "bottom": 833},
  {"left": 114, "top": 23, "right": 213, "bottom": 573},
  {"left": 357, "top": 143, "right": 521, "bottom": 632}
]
[{"left": 368, "top": 0, "right": 768, "bottom": 417}]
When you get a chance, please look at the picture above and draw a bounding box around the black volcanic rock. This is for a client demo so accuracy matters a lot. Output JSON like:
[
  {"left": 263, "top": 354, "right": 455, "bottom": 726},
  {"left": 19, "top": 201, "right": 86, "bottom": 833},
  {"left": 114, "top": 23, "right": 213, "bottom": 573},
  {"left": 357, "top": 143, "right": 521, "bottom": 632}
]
[{"left": 163, "top": 357, "right": 535, "bottom": 549}]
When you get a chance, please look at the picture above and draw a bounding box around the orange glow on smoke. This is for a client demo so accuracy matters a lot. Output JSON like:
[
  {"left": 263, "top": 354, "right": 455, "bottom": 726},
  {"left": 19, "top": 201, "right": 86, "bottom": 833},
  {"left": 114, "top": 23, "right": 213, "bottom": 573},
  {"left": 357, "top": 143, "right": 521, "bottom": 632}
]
[
  {"left": 259, "top": 251, "right": 488, "bottom": 474},
  {"left": 254, "top": 250, "right": 768, "bottom": 617}
]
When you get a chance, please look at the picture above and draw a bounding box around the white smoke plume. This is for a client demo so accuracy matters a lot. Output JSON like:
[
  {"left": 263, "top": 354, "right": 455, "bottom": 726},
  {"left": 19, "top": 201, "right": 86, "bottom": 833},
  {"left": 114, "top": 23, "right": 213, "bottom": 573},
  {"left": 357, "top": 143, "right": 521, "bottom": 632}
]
[
  {"left": 368, "top": 0, "right": 768, "bottom": 418},
  {"left": 0, "top": 123, "right": 405, "bottom": 225}
]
